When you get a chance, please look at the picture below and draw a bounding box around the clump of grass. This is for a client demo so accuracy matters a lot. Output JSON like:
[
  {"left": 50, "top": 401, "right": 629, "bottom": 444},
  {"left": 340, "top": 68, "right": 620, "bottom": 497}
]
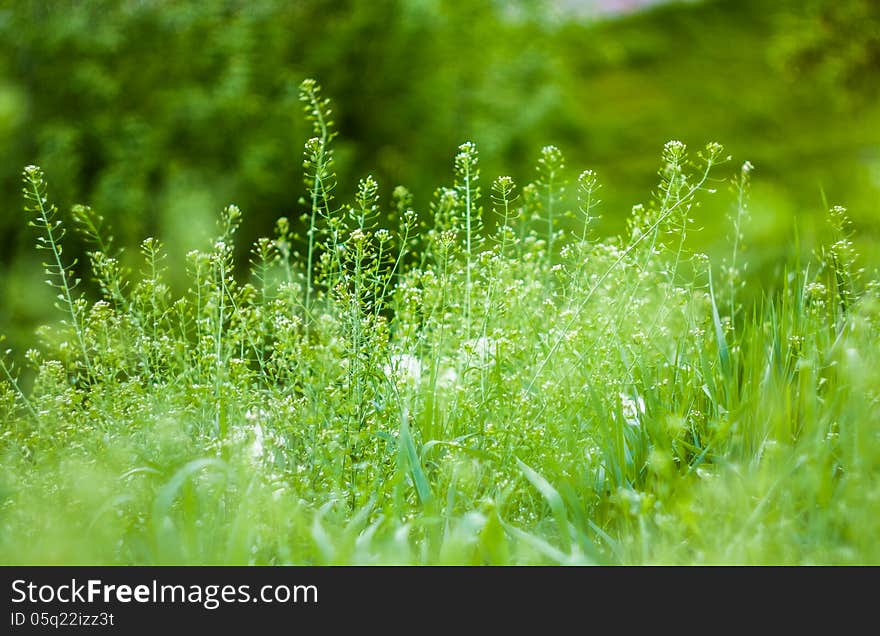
[{"left": 1, "top": 81, "right": 878, "bottom": 565}]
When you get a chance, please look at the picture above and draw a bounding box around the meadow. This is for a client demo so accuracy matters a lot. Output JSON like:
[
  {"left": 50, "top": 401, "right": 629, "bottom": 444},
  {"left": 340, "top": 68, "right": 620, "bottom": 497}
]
[{"left": 1, "top": 76, "right": 878, "bottom": 565}]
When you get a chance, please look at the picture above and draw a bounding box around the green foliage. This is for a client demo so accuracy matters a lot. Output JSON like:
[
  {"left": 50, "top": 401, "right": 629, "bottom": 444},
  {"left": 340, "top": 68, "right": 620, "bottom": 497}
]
[
  {"left": 2, "top": 82, "right": 879, "bottom": 564},
  {"left": 772, "top": 0, "right": 880, "bottom": 101},
  {"left": 0, "top": 0, "right": 565, "bottom": 270},
  {"left": 3, "top": 0, "right": 877, "bottom": 290}
]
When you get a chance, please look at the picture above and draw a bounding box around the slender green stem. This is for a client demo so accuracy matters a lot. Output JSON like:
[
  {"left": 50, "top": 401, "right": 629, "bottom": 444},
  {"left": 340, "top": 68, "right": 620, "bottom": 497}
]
[
  {"left": 0, "top": 358, "right": 39, "bottom": 423},
  {"left": 27, "top": 174, "right": 94, "bottom": 380}
]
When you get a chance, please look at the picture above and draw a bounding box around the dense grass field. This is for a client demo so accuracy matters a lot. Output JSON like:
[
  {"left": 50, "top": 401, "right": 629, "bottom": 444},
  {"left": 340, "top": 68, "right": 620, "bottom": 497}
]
[{"left": 1, "top": 80, "right": 877, "bottom": 565}]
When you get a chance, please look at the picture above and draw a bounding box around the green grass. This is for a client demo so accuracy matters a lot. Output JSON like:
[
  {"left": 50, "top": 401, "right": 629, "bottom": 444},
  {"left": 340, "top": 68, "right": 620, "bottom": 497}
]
[{"left": 1, "top": 81, "right": 878, "bottom": 565}]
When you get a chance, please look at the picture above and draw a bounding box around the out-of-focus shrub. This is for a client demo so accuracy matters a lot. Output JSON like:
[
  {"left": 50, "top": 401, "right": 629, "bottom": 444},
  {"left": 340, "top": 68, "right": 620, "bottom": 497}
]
[{"left": 0, "top": 0, "right": 566, "bottom": 267}]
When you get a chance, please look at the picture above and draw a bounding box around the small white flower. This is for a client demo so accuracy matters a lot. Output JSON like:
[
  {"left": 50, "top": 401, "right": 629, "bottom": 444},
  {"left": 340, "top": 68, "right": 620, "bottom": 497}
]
[
  {"left": 245, "top": 408, "right": 269, "bottom": 423},
  {"left": 464, "top": 337, "right": 495, "bottom": 365},
  {"left": 664, "top": 140, "right": 686, "bottom": 154},
  {"left": 383, "top": 354, "right": 422, "bottom": 387},
  {"left": 620, "top": 392, "right": 645, "bottom": 428},
  {"left": 437, "top": 366, "right": 458, "bottom": 388},
  {"left": 251, "top": 423, "right": 264, "bottom": 459}
]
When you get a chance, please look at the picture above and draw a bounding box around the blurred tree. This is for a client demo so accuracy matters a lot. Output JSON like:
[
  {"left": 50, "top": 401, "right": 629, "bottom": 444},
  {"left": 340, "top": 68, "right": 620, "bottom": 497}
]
[
  {"left": 0, "top": 0, "right": 878, "bottom": 351},
  {"left": 771, "top": 0, "right": 880, "bottom": 105},
  {"left": 0, "top": 0, "right": 565, "bottom": 272}
]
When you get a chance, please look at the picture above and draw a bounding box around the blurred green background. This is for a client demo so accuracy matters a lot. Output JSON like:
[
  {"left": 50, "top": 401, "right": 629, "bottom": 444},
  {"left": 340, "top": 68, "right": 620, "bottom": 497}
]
[{"left": 1, "top": 0, "right": 878, "bottom": 350}]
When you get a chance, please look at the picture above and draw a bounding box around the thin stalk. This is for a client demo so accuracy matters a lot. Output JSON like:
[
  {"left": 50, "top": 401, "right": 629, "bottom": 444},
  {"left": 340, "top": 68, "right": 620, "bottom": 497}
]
[
  {"left": 0, "top": 358, "right": 39, "bottom": 423},
  {"left": 464, "top": 162, "right": 473, "bottom": 341},
  {"left": 26, "top": 175, "right": 94, "bottom": 379}
]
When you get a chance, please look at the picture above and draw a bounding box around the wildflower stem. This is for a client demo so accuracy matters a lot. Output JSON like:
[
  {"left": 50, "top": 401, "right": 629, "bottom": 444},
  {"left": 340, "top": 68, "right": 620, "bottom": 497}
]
[
  {"left": 24, "top": 168, "right": 94, "bottom": 381},
  {"left": 0, "top": 357, "right": 39, "bottom": 423}
]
